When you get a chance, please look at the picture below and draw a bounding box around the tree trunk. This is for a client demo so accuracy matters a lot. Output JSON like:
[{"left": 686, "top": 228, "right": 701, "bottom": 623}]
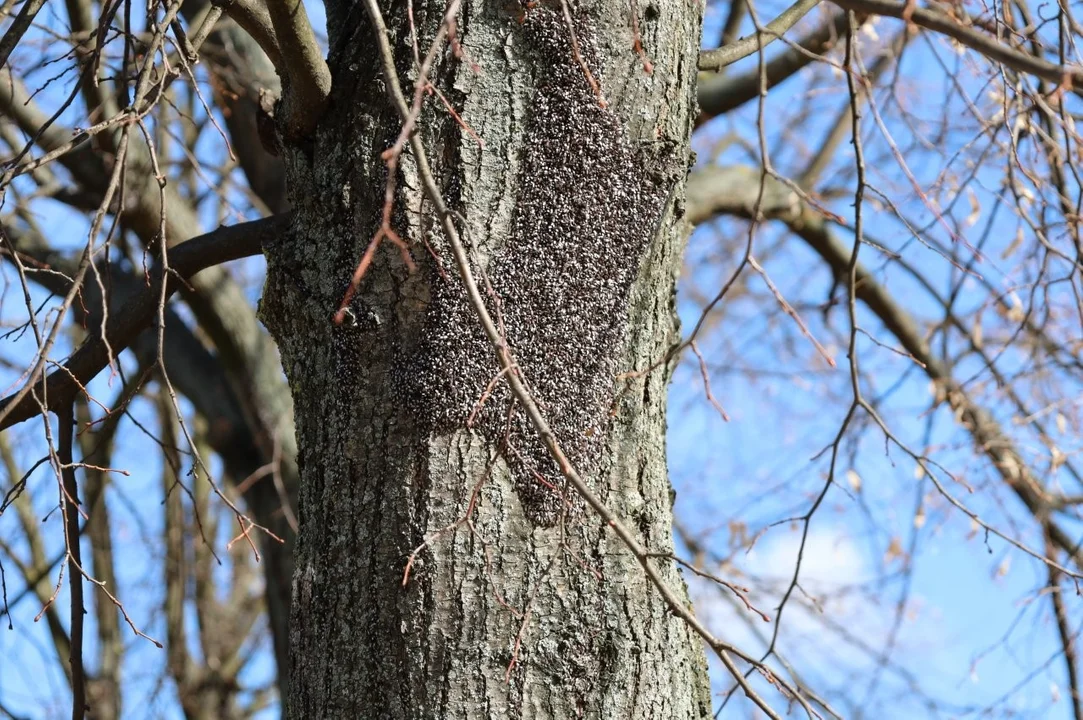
[{"left": 259, "top": 0, "right": 710, "bottom": 716}]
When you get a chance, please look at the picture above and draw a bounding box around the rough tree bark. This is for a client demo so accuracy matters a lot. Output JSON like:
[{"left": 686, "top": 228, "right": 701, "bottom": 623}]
[{"left": 258, "top": 0, "right": 710, "bottom": 716}]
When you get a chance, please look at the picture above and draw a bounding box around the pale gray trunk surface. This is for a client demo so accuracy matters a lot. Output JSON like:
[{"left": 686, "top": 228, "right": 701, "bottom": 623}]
[{"left": 259, "top": 0, "right": 710, "bottom": 716}]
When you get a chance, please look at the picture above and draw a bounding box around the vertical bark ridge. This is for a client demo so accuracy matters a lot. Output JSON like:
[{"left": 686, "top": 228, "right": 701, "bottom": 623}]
[{"left": 262, "top": 0, "right": 709, "bottom": 716}]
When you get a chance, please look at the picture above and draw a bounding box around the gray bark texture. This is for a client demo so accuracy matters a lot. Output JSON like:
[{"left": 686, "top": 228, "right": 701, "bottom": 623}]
[{"left": 258, "top": 0, "right": 711, "bottom": 716}]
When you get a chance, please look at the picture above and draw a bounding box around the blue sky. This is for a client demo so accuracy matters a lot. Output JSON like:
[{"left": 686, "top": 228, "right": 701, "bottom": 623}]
[{"left": 672, "top": 4, "right": 1083, "bottom": 716}]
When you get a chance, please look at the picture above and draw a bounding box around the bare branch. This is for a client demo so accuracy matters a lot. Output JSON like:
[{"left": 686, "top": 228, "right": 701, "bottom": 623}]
[
  {"left": 73, "top": 400, "right": 122, "bottom": 720},
  {"left": 1047, "top": 540, "right": 1083, "bottom": 720},
  {"left": 699, "top": 0, "right": 825, "bottom": 72},
  {"left": 0, "top": 0, "right": 47, "bottom": 70},
  {"left": 55, "top": 404, "right": 86, "bottom": 720},
  {"left": 0, "top": 214, "right": 290, "bottom": 430},
  {"left": 265, "top": 0, "right": 330, "bottom": 137},
  {"left": 830, "top": 0, "right": 1083, "bottom": 90},
  {"left": 686, "top": 165, "right": 1083, "bottom": 573},
  {"left": 719, "top": 0, "right": 749, "bottom": 50},
  {"left": 699, "top": 10, "right": 851, "bottom": 121},
  {"left": 212, "top": 0, "right": 283, "bottom": 69}
]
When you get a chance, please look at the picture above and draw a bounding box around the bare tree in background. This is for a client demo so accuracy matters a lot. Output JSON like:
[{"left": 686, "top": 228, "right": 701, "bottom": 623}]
[{"left": 0, "top": 0, "right": 1082, "bottom": 717}]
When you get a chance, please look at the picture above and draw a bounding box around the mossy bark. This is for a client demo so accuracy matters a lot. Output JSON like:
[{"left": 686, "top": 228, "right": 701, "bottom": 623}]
[{"left": 259, "top": 0, "right": 710, "bottom": 716}]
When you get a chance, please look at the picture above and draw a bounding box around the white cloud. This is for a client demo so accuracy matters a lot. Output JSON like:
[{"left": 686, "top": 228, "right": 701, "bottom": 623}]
[
  {"left": 749, "top": 525, "right": 873, "bottom": 589},
  {"left": 687, "top": 524, "right": 942, "bottom": 688}
]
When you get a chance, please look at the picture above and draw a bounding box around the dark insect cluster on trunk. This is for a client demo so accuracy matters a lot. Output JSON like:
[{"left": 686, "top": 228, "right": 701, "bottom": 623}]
[{"left": 401, "top": 4, "right": 677, "bottom": 525}]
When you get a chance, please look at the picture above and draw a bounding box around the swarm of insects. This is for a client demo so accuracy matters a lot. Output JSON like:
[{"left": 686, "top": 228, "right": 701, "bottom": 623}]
[{"left": 405, "top": 5, "right": 673, "bottom": 525}]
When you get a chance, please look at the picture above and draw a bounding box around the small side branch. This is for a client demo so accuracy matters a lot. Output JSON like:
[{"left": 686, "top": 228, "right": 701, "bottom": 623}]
[
  {"left": 0, "top": 0, "right": 48, "bottom": 70},
  {"left": 0, "top": 214, "right": 290, "bottom": 430},
  {"left": 699, "top": 10, "right": 852, "bottom": 121},
  {"left": 699, "top": 0, "right": 823, "bottom": 72},
  {"left": 212, "top": 0, "right": 283, "bottom": 69},
  {"left": 264, "top": 0, "right": 331, "bottom": 137},
  {"left": 829, "top": 0, "right": 1083, "bottom": 90}
]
